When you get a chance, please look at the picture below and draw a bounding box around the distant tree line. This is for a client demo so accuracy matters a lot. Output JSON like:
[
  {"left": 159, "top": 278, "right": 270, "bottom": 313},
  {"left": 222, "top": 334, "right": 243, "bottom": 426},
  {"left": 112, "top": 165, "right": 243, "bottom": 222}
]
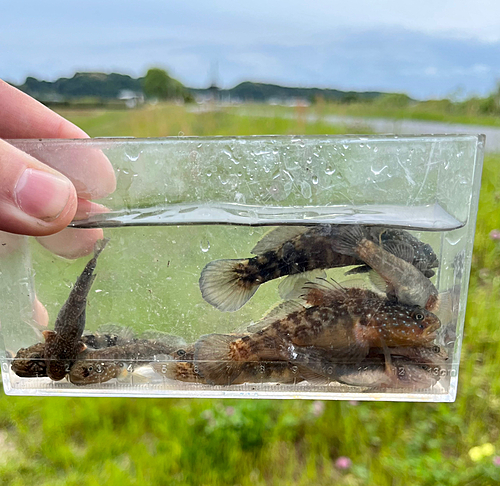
[
  {"left": 10, "top": 69, "right": 500, "bottom": 117},
  {"left": 11, "top": 69, "right": 389, "bottom": 105}
]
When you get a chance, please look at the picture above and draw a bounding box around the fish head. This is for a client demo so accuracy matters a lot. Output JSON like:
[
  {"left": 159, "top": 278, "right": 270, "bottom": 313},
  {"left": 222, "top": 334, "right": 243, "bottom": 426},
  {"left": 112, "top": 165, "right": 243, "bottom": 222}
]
[
  {"left": 69, "top": 360, "right": 121, "bottom": 385},
  {"left": 373, "top": 305, "right": 441, "bottom": 347},
  {"left": 11, "top": 344, "right": 47, "bottom": 377}
]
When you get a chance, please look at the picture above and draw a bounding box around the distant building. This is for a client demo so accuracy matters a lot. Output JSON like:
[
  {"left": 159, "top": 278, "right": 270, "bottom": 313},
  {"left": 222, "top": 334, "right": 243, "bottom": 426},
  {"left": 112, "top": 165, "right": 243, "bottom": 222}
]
[{"left": 118, "top": 90, "right": 145, "bottom": 108}]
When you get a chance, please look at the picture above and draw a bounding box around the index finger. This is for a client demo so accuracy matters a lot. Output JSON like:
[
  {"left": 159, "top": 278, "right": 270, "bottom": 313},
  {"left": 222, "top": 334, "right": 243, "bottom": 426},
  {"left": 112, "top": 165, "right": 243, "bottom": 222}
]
[{"left": 0, "top": 80, "right": 116, "bottom": 199}]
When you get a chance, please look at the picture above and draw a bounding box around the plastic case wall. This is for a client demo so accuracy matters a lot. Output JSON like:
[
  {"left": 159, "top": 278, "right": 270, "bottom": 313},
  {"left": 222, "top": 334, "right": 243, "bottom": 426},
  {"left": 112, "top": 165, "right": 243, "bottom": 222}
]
[{"left": 0, "top": 135, "right": 485, "bottom": 401}]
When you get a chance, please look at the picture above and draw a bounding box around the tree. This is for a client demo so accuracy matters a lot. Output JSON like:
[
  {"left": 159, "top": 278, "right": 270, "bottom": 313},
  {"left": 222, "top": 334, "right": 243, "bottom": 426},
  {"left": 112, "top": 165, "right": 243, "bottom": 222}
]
[{"left": 143, "top": 68, "right": 185, "bottom": 100}]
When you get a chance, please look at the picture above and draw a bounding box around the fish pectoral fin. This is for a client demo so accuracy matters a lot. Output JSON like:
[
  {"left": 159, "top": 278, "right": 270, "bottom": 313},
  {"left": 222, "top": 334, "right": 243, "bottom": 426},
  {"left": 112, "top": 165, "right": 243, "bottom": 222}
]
[
  {"left": 77, "top": 342, "right": 87, "bottom": 353},
  {"left": 383, "top": 241, "right": 415, "bottom": 264},
  {"left": 278, "top": 269, "right": 327, "bottom": 301},
  {"left": 250, "top": 226, "right": 309, "bottom": 254},
  {"left": 42, "top": 330, "right": 57, "bottom": 342},
  {"left": 199, "top": 259, "right": 259, "bottom": 312},
  {"left": 368, "top": 270, "right": 389, "bottom": 293}
]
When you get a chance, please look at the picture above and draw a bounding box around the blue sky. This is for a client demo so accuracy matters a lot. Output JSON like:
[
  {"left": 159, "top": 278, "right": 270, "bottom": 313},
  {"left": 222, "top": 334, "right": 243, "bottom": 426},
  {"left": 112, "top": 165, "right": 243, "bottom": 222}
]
[{"left": 2, "top": 0, "right": 500, "bottom": 99}]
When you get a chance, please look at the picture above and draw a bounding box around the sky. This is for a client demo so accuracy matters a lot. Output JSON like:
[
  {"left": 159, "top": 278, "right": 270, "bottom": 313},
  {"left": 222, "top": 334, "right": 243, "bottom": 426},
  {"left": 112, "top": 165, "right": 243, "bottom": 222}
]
[{"left": 2, "top": 0, "right": 500, "bottom": 99}]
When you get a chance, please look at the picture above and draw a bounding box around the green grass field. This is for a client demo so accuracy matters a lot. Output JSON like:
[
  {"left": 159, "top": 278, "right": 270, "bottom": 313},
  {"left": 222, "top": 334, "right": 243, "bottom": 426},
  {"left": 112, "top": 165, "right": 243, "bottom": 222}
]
[{"left": 1, "top": 104, "right": 500, "bottom": 486}]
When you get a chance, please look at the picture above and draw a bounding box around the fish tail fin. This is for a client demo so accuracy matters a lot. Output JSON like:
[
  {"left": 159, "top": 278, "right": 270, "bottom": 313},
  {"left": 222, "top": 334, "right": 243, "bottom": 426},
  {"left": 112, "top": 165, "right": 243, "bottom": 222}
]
[
  {"left": 199, "top": 259, "right": 259, "bottom": 312},
  {"left": 194, "top": 333, "right": 247, "bottom": 385},
  {"left": 93, "top": 237, "right": 110, "bottom": 259},
  {"left": 330, "top": 225, "right": 366, "bottom": 256}
]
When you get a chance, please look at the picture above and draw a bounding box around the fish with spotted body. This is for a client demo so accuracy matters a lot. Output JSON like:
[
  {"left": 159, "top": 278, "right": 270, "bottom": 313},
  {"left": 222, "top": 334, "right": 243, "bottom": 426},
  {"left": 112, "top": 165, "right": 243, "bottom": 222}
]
[
  {"left": 194, "top": 279, "right": 441, "bottom": 385},
  {"left": 199, "top": 225, "right": 438, "bottom": 312}
]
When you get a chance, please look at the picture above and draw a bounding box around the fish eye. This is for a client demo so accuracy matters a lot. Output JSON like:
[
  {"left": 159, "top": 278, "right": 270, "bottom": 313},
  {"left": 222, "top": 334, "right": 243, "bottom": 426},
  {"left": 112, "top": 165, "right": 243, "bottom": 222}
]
[
  {"left": 87, "top": 366, "right": 93, "bottom": 372},
  {"left": 413, "top": 312, "right": 425, "bottom": 321},
  {"left": 433, "top": 345, "right": 441, "bottom": 353}
]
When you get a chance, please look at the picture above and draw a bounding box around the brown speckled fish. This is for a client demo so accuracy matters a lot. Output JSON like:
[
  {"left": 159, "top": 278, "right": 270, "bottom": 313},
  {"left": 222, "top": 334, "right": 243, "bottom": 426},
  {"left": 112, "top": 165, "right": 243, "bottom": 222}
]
[
  {"left": 43, "top": 238, "right": 109, "bottom": 381},
  {"left": 329, "top": 225, "right": 439, "bottom": 311},
  {"left": 152, "top": 345, "right": 303, "bottom": 385},
  {"left": 194, "top": 280, "right": 441, "bottom": 385},
  {"left": 69, "top": 337, "right": 185, "bottom": 385},
  {"left": 199, "top": 225, "right": 438, "bottom": 312},
  {"left": 11, "top": 343, "right": 47, "bottom": 378},
  {"left": 11, "top": 327, "right": 136, "bottom": 379}
]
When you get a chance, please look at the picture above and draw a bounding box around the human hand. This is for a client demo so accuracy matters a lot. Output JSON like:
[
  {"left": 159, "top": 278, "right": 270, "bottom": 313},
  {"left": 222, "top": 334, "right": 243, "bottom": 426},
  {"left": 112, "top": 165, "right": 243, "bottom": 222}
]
[{"left": 0, "top": 79, "right": 116, "bottom": 257}]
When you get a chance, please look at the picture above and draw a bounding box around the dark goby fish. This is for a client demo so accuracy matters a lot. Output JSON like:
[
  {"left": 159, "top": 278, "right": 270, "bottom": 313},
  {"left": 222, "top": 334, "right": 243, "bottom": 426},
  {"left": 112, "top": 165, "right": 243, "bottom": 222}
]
[
  {"left": 11, "top": 326, "right": 136, "bottom": 379},
  {"left": 329, "top": 225, "right": 439, "bottom": 311},
  {"left": 11, "top": 343, "right": 47, "bottom": 378},
  {"left": 69, "top": 337, "right": 186, "bottom": 385},
  {"left": 199, "top": 225, "right": 438, "bottom": 312},
  {"left": 194, "top": 280, "right": 441, "bottom": 385},
  {"left": 152, "top": 346, "right": 303, "bottom": 385},
  {"left": 43, "top": 238, "right": 109, "bottom": 381}
]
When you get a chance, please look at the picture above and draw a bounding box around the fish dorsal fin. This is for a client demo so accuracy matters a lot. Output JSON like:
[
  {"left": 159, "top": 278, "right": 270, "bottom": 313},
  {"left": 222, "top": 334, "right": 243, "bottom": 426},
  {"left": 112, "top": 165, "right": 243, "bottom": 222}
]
[
  {"left": 278, "top": 269, "right": 327, "bottom": 300},
  {"left": 139, "top": 331, "right": 187, "bottom": 349},
  {"left": 344, "top": 264, "right": 371, "bottom": 276},
  {"left": 298, "top": 277, "right": 346, "bottom": 306},
  {"left": 251, "top": 226, "right": 310, "bottom": 255},
  {"left": 247, "top": 300, "right": 306, "bottom": 333},
  {"left": 383, "top": 241, "right": 415, "bottom": 264},
  {"left": 329, "top": 225, "right": 366, "bottom": 256},
  {"left": 94, "top": 324, "right": 137, "bottom": 341}
]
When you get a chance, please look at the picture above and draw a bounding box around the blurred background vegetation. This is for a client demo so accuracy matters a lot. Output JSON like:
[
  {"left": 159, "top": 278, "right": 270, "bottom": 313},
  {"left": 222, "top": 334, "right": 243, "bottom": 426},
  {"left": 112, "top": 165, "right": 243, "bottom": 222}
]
[{"left": 2, "top": 86, "right": 500, "bottom": 485}]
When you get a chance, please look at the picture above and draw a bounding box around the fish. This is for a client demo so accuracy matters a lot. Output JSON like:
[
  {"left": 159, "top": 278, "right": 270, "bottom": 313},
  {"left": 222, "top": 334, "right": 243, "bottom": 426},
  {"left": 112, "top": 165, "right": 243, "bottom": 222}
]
[
  {"left": 199, "top": 224, "right": 439, "bottom": 312},
  {"left": 290, "top": 343, "right": 448, "bottom": 387},
  {"left": 11, "top": 326, "right": 136, "bottom": 379},
  {"left": 334, "top": 357, "right": 442, "bottom": 390},
  {"left": 194, "top": 280, "right": 441, "bottom": 385},
  {"left": 328, "top": 225, "right": 439, "bottom": 311},
  {"left": 42, "top": 238, "right": 109, "bottom": 381},
  {"left": 69, "top": 336, "right": 185, "bottom": 385},
  {"left": 11, "top": 342, "right": 47, "bottom": 378},
  {"left": 152, "top": 345, "right": 303, "bottom": 385}
]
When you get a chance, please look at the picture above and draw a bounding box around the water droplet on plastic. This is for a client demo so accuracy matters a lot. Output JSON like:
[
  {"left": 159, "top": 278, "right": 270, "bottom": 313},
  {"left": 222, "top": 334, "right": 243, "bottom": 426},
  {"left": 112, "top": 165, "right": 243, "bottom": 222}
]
[
  {"left": 235, "top": 192, "right": 246, "bottom": 204},
  {"left": 178, "top": 131, "right": 185, "bottom": 137},
  {"left": 312, "top": 175, "right": 319, "bottom": 185},
  {"left": 373, "top": 147, "right": 378, "bottom": 153},
  {"left": 200, "top": 240, "right": 211, "bottom": 252},
  {"left": 206, "top": 171, "right": 212, "bottom": 177},
  {"left": 325, "top": 167, "right": 335, "bottom": 175},
  {"left": 125, "top": 149, "right": 142, "bottom": 162}
]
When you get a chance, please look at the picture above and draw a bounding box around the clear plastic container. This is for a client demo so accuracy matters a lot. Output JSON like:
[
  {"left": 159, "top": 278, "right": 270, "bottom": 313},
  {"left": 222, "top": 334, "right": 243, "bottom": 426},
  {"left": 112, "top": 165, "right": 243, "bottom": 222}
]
[{"left": 1, "top": 135, "right": 485, "bottom": 401}]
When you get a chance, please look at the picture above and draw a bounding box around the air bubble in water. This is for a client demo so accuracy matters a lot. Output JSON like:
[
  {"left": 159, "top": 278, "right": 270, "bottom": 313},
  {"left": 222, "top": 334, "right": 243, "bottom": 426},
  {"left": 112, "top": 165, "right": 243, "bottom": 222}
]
[{"left": 200, "top": 240, "right": 211, "bottom": 252}]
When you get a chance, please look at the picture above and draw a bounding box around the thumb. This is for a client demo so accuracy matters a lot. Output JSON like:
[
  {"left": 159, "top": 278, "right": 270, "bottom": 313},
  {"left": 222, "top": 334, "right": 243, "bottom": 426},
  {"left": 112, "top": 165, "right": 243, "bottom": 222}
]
[{"left": 0, "top": 139, "right": 77, "bottom": 236}]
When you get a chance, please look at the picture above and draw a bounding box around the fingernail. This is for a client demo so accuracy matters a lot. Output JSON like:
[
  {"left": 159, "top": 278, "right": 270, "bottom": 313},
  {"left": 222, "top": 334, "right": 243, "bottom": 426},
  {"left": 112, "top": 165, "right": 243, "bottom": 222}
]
[{"left": 15, "top": 169, "right": 73, "bottom": 222}]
